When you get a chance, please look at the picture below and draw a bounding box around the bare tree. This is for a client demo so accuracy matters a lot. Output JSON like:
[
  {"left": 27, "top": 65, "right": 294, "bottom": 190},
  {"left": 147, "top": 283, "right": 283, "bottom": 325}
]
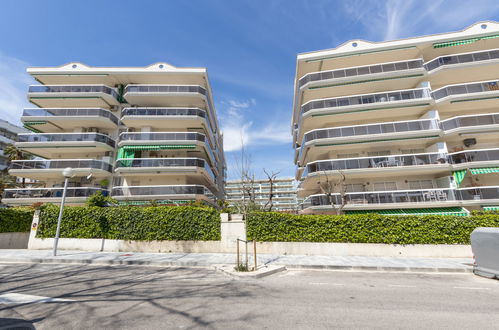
[
  {"left": 232, "top": 133, "right": 257, "bottom": 217},
  {"left": 263, "top": 168, "right": 280, "bottom": 212},
  {"left": 318, "top": 170, "right": 347, "bottom": 215}
]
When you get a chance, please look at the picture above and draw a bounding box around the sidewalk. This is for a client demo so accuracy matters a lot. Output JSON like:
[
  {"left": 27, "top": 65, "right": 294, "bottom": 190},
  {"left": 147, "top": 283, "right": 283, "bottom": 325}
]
[{"left": 0, "top": 249, "right": 473, "bottom": 273}]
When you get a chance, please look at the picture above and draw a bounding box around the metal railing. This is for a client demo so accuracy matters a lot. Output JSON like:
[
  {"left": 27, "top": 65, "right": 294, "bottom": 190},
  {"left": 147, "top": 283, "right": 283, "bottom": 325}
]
[
  {"left": 3, "top": 187, "right": 108, "bottom": 199},
  {"left": 119, "top": 132, "right": 205, "bottom": 142},
  {"left": 305, "top": 152, "right": 446, "bottom": 175},
  {"left": 432, "top": 80, "right": 499, "bottom": 100},
  {"left": 301, "top": 88, "right": 431, "bottom": 114},
  {"left": 22, "top": 108, "right": 120, "bottom": 125},
  {"left": 17, "top": 133, "right": 116, "bottom": 148},
  {"left": 441, "top": 113, "right": 499, "bottom": 131},
  {"left": 124, "top": 85, "right": 207, "bottom": 95},
  {"left": 298, "top": 59, "right": 424, "bottom": 88},
  {"left": 115, "top": 158, "right": 215, "bottom": 181},
  {"left": 9, "top": 159, "right": 113, "bottom": 172},
  {"left": 122, "top": 107, "right": 206, "bottom": 117},
  {"left": 28, "top": 85, "right": 119, "bottom": 99},
  {"left": 449, "top": 149, "right": 499, "bottom": 164},
  {"left": 111, "top": 184, "right": 214, "bottom": 199},
  {"left": 425, "top": 48, "right": 499, "bottom": 72}
]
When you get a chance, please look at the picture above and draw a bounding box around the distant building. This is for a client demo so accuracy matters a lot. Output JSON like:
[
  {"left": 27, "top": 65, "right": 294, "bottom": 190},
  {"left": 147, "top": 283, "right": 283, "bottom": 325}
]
[
  {"left": 226, "top": 178, "right": 298, "bottom": 211},
  {"left": 0, "top": 119, "right": 27, "bottom": 170}
]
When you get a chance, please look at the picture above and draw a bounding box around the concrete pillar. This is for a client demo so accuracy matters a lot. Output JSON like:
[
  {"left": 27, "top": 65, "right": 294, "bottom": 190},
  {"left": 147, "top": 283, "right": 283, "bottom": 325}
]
[{"left": 220, "top": 213, "right": 246, "bottom": 252}]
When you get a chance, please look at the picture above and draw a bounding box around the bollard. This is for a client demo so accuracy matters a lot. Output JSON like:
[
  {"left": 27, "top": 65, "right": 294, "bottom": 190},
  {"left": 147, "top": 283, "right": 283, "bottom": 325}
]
[
  {"left": 253, "top": 240, "right": 257, "bottom": 271},
  {"left": 236, "top": 239, "right": 240, "bottom": 268}
]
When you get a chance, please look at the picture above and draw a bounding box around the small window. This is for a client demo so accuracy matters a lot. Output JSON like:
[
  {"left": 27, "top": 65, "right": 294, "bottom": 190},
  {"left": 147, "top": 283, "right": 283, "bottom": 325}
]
[{"left": 368, "top": 150, "right": 391, "bottom": 157}]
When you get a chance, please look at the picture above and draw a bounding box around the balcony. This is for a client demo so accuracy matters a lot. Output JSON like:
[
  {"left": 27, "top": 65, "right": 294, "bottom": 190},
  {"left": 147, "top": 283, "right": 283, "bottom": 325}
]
[
  {"left": 111, "top": 184, "right": 215, "bottom": 203},
  {"left": 297, "top": 119, "right": 440, "bottom": 165},
  {"left": 2, "top": 187, "right": 108, "bottom": 205},
  {"left": 115, "top": 157, "right": 216, "bottom": 182},
  {"left": 426, "top": 49, "right": 499, "bottom": 86},
  {"left": 300, "top": 187, "right": 499, "bottom": 211},
  {"left": 8, "top": 159, "right": 112, "bottom": 180},
  {"left": 432, "top": 80, "right": 499, "bottom": 111},
  {"left": 22, "top": 108, "right": 119, "bottom": 131},
  {"left": 441, "top": 112, "right": 499, "bottom": 135},
  {"left": 302, "top": 152, "right": 448, "bottom": 180},
  {"left": 16, "top": 133, "right": 116, "bottom": 158},
  {"left": 298, "top": 59, "right": 424, "bottom": 89},
  {"left": 124, "top": 85, "right": 209, "bottom": 108},
  {"left": 121, "top": 107, "right": 213, "bottom": 129},
  {"left": 449, "top": 148, "right": 499, "bottom": 170},
  {"left": 298, "top": 88, "right": 432, "bottom": 135},
  {"left": 28, "top": 85, "right": 120, "bottom": 108}
]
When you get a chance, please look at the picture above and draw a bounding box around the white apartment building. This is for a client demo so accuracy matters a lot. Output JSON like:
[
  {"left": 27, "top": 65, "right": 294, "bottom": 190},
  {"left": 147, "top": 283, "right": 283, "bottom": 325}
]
[
  {"left": 0, "top": 120, "right": 27, "bottom": 170},
  {"left": 3, "top": 62, "right": 226, "bottom": 206},
  {"left": 293, "top": 21, "right": 499, "bottom": 215},
  {"left": 226, "top": 178, "right": 298, "bottom": 211}
]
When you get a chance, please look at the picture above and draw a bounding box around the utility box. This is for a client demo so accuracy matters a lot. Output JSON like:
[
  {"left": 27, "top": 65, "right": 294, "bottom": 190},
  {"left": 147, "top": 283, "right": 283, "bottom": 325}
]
[{"left": 471, "top": 227, "right": 499, "bottom": 279}]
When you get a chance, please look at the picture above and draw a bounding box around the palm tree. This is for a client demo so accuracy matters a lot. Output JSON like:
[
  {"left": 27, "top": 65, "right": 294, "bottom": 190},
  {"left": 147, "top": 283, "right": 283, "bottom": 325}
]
[
  {"left": 0, "top": 170, "right": 18, "bottom": 202},
  {"left": 3, "top": 144, "right": 31, "bottom": 188}
]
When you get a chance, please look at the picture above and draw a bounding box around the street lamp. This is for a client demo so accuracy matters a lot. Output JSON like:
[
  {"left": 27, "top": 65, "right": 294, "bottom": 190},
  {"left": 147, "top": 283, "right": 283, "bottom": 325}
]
[{"left": 53, "top": 167, "right": 74, "bottom": 256}]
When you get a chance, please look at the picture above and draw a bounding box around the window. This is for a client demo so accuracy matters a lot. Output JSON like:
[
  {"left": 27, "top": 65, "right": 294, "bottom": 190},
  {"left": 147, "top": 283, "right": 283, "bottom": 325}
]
[
  {"left": 401, "top": 148, "right": 425, "bottom": 154},
  {"left": 373, "top": 182, "right": 397, "bottom": 191},
  {"left": 345, "top": 184, "right": 364, "bottom": 192},
  {"left": 337, "top": 153, "right": 359, "bottom": 159},
  {"left": 368, "top": 150, "right": 391, "bottom": 157},
  {"left": 408, "top": 180, "right": 434, "bottom": 190}
]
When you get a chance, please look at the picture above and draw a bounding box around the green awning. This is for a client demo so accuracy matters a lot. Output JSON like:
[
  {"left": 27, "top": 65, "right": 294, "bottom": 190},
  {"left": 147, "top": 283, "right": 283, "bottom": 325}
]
[
  {"left": 433, "top": 33, "right": 499, "bottom": 48},
  {"left": 345, "top": 207, "right": 470, "bottom": 216},
  {"left": 121, "top": 145, "right": 196, "bottom": 151},
  {"left": 453, "top": 170, "right": 467, "bottom": 187},
  {"left": 117, "top": 200, "right": 192, "bottom": 206},
  {"left": 483, "top": 206, "right": 499, "bottom": 211},
  {"left": 23, "top": 121, "right": 47, "bottom": 125},
  {"left": 470, "top": 167, "right": 499, "bottom": 175}
]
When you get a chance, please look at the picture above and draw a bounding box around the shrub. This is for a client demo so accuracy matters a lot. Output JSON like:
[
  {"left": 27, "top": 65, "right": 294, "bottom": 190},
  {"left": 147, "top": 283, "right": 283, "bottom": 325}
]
[
  {"left": 36, "top": 204, "right": 220, "bottom": 241},
  {"left": 86, "top": 191, "right": 117, "bottom": 207},
  {"left": 0, "top": 208, "right": 34, "bottom": 232},
  {"left": 246, "top": 211, "right": 499, "bottom": 245}
]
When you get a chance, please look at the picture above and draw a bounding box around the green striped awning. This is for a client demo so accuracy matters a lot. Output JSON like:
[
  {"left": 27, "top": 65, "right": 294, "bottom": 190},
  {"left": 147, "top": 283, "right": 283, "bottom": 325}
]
[
  {"left": 433, "top": 34, "right": 499, "bottom": 48},
  {"left": 345, "top": 207, "right": 469, "bottom": 216},
  {"left": 117, "top": 200, "right": 192, "bottom": 206},
  {"left": 483, "top": 206, "right": 499, "bottom": 211},
  {"left": 120, "top": 145, "right": 196, "bottom": 151},
  {"left": 23, "top": 121, "right": 47, "bottom": 125},
  {"left": 470, "top": 167, "right": 499, "bottom": 175},
  {"left": 453, "top": 170, "right": 467, "bottom": 187}
]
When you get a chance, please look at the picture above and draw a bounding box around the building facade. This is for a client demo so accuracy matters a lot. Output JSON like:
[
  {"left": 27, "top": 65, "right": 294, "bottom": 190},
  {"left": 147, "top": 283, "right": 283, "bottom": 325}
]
[
  {"left": 293, "top": 21, "right": 499, "bottom": 215},
  {"left": 226, "top": 178, "right": 298, "bottom": 211},
  {"left": 0, "top": 120, "right": 27, "bottom": 170},
  {"left": 3, "top": 62, "right": 226, "bottom": 206}
]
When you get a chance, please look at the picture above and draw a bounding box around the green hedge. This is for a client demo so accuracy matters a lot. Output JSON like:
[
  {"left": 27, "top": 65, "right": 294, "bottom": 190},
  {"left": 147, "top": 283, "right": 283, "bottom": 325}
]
[
  {"left": 0, "top": 208, "right": 35, "bottom": 233},
  {"left": 37, "top": 205, "right": 220, "bottom": 241},
  {"left": 247, "top": 212, "right": 499, "bottom": 244}
]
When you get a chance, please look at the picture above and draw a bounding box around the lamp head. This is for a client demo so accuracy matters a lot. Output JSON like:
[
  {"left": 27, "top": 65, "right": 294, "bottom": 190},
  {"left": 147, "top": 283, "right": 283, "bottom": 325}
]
[{"left": 62, "top": 167, "right": 74, "bottom": 178}]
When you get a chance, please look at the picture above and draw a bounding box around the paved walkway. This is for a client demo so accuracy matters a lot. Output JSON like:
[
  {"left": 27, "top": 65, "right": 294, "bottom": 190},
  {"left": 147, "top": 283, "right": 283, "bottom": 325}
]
[{"left": 0, "top": 249, "right": 473, "bottom": 273}]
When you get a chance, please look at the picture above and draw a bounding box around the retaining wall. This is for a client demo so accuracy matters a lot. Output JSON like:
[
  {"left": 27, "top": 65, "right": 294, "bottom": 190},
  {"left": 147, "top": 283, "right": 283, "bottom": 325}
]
[{"left": 0, "top": 232, "right": 30, "bottom": 249}]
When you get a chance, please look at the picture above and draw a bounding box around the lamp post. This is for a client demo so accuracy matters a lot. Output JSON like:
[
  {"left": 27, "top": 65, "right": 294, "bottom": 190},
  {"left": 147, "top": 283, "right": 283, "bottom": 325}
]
[{"left": 53, "top": 167, "right": 74, "bottom": 256}]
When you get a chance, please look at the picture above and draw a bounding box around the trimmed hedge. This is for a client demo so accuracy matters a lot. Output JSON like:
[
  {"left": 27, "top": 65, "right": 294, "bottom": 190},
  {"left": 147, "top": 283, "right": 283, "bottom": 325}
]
[
  {"left": 37, "top": 205, "right": 220, "bottom": 241},
  {"left": 0, "top": 208, "right": 35, "bottom": 233},
  {"left": 246, "top": 211, "right": 499, "bottom": 245}
]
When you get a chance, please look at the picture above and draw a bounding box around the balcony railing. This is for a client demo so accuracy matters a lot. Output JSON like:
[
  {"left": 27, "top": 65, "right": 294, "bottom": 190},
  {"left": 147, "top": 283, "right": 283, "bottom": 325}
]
[
  {"left": 28, "top": 85, "right": 119, "bottom": 99},
  {"left": 115, "top": 158, "right": 215, "bottom": 181},
  {"left": 441, "top": 113, "right": 499, "bottom": 131},
  {"left": 305, "top": 152, "right": 447, "bottom": 176},
  {"left": 303, "top": 119, "right": 439, "bottom": 144},
  {"left": 432, "top": 80, "right": 499, "bottom": 100},
  {"left": 111, "top": 185, "right": 214, "bottom": 199},
  {"left": 9, "top": 159, "right": 113, "bottom": 172},
  {"left": 119, "top": 132, "right": 206, "bottom": 142},
  {"left": 449, "top": 149, "right": 499, "bottom": 164},
  {"left": 425, "top": 49, "right": 499, "bottom": 72},
  {"left": 17, "top": 133, "right": 116, "bottom": 148},
  {"left": 22, "top": 108, "right": 120, "bottom": 126},
  {"left": 3, "top": 187, "right": 108, "bottom": 199},
  {"left": 122, "top": 107, "right": 207, "bottom": 118},
  {"left": 301, "top": 88, "right": 431, "bottom": 114},
  {"left": 301, "top": 187, "right": 499, "bottom": 209},
  {"left": 124, "top": 85, "right": 207, "bottom": 95},
  {"left": 298, "top": 59, "right": 424, "bottom": 88}
]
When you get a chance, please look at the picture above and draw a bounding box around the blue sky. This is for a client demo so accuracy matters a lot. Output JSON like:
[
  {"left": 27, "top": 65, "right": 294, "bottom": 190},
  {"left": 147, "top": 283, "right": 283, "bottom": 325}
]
[{"left": 1, "top": 0, "right": 499, "bottom": 180}]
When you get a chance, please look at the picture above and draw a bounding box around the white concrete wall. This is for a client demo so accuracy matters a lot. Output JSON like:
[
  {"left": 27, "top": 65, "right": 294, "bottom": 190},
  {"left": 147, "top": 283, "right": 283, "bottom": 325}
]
[{"left": 0, "top": 232, "right": 30, "bottom": 249}]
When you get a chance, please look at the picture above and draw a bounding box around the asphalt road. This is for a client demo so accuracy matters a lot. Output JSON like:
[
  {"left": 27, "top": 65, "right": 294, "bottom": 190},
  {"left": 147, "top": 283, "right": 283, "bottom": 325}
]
[{"left": 1, "top": 263, "right": 498, "bottom": 330}]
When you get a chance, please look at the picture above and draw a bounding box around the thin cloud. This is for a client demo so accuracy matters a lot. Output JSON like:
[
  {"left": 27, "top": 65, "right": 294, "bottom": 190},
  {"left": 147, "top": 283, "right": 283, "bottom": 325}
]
[{"left": 0, "top": 53, "right": 33, "bottom": 125}]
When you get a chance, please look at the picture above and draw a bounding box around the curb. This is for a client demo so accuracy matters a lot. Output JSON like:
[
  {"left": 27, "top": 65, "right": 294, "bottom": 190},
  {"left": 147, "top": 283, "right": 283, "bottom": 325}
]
[
  {"left": 0, "top": 258, "right": 473, "bottom": 273},
  {"left": 214, "top": 264, "right": 287, "bottom": 278}
]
